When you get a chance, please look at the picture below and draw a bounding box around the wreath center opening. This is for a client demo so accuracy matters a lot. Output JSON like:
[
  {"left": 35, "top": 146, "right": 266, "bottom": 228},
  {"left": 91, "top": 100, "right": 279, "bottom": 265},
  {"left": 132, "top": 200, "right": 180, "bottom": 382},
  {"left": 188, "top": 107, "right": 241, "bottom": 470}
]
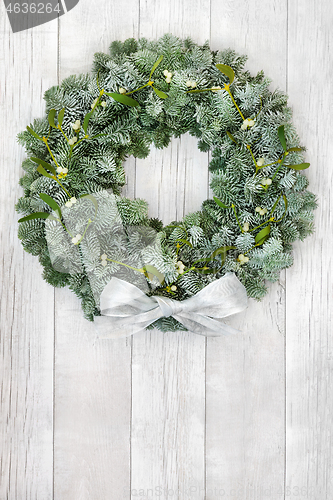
[{"left": 125, "top": 132, "right": 209, "bottom": 224}]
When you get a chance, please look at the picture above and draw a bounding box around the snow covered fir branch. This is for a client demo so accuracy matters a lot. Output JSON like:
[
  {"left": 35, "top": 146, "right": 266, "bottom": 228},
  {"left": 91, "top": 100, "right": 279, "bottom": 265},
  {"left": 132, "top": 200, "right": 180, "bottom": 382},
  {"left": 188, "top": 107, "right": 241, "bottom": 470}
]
[{"left": 16, "top": 34, "right": 317, "bottom": 331}]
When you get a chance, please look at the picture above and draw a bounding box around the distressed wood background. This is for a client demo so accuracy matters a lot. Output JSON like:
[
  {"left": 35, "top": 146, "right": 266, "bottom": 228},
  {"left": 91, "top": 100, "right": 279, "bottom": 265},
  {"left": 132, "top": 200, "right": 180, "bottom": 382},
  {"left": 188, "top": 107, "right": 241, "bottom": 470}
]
[{"left": 1, "top": 0, "right": 332, "bottom": 498}]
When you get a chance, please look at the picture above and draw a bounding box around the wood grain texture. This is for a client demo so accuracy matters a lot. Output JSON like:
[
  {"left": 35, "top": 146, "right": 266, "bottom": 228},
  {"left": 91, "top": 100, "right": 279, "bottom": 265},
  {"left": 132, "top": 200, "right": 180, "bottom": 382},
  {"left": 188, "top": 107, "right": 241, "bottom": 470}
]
[
  {"left": 286, "top": 1, "right": 333, "bottom": 498},
  {"left": 53, "top": 1, "right": 139, "bottom": 498},
  {"left": 0, "top": 14, "right": 58, "bottom": 500},
  {"left": 207, "top": 1, "right": 287, "bottom": 497},
  {"left": 131, "top": 1, "right": 210, "bottom": 497},
  {"left": 1, "top": 0, "right": 332, "bottom": 498},
  {"left": 54, "top": 291, "right": 132, "bottom": 499},
  {"left": 131, "top": 331, "right": 205, "bottom": 498}
]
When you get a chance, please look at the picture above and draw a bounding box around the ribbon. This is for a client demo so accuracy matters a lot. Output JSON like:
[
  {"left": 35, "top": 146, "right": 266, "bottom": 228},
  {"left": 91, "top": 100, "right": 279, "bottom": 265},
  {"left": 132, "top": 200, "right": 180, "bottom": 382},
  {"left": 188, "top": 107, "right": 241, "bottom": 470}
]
[{"left": 94, "top": 272, "right": 247, "bottom": 339}]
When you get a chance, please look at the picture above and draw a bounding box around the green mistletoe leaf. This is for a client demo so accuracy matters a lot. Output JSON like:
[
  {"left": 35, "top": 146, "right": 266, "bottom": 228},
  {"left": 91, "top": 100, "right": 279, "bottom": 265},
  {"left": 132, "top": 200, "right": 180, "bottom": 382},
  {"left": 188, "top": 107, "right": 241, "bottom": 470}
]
[
  {"left": 26, "top": 126, "right": 43, "bottom": 141},
  {"left": 216, "top": 64, "right": 235, "bottom": 84},
  {"left": 286, "top": 163, "right": 310, "bottom": 170},
  {"left": 80, "top": 193, "right": 98, "bottom": 215},
  {"left": 143, "top": 264, "right": 164, "bottom": 284},
  {"left": 37, "top": 164, "right": 55, "bottom": 179},
  {"left": 211, "top": 246, "right": 236, "bottom": 260},
  {"left": 176, "top": 238, "right": 193, "bottom": 248},
  {"left": 255, "top": 224, "right": 271, "bottom": 246},
  {"left": 278, "top": 125, "right": 287, "bottom": 152},
  {"left": 152, "top": 87, "right": 168, "bottom": 99},
  {"left": 213, "top": 196, "right": 229, "bottom": 209},
  {"left": 105, "top": 92, "right": 140, "bottom": 107},
  {"left": 149, "top": 55, "right": 164, "bottom": 79},
  {"left": 195, "top": 267, "right": 218, "bottom": 275},
  {"left": 48, "top": 109, "right": 57, "bottom": 128},
  {"left": 57, "top": 108, "right": 65, "bottom": 127},
  {"left": 83, "top": 111, "right": 93, "bottom": 133},
  {"left": 226, "top": 131, "right": 237, "bottom": 143},
  {"left": 270, "top": 194, "right": 282, "bottom": 216},
  {"left": 39, "top": 193, "right": 61, "bottom": 219},
  {"left": 18, "top": 212, "right": 58, "bottom": 223},
  {"left": 31, "top": 157, "right": 56, "bottom": 176},
  {"left": 287, "top": 147, "right": 303, "bottom": 152}
]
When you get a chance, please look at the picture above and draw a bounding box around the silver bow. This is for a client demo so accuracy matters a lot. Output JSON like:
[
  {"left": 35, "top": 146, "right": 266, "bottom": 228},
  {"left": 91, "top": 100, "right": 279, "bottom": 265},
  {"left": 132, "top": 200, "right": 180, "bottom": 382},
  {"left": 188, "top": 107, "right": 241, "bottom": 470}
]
[{"left": 94, "top": 272, "right": 248, "bottom": 339}]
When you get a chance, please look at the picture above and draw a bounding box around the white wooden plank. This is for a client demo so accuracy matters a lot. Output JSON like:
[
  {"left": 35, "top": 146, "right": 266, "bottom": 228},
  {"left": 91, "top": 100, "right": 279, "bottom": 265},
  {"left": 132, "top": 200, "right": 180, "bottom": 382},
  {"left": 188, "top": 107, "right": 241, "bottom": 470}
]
[
  {"left": 54, "top": 291, "right": 132, "bottom": 499},
  {"left": 53, "top": 0, "right": 139, "bottom": 497},
  {"left": 0, "top": 15, "right": 58, "bottom": 500},
  {"left": 2, "top": 1, "right": 329, "bottom": 497},
  {"left": 131, "top": 2, "right": 210, "bottom": 496},
  {"left": 207, "top": 1, "right": 287, "bottom": 497},
  {"left": 131, "top": 331, "right": 205, "bottom": 499},
  {"left": 211, "top": 0, "right": 287, "bottom": 90},
  {"left": 286, "top": 1, "right": 333, "bottom": 497},
  {"left": 206, "top": 287, "right": 286, "bottom": 499}
]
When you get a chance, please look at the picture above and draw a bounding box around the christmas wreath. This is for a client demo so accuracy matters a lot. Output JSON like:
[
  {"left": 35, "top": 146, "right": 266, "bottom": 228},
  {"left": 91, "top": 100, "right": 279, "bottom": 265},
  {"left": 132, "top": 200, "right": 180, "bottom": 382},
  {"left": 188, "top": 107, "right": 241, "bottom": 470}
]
[{"left": 16, "top": 34, "right": 317, "bottom": 334}]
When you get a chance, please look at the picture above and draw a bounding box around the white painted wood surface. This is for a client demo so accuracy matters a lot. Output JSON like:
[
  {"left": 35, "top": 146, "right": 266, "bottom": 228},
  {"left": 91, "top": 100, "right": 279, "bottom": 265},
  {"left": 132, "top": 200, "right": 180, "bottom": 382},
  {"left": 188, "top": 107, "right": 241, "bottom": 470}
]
[{"left": 0, "top": 0, "right": 332, "bottom": 499}]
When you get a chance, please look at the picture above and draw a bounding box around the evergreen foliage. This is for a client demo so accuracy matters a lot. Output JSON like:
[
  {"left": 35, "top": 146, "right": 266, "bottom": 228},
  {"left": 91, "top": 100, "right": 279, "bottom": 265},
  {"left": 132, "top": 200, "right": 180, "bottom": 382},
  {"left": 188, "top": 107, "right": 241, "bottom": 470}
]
[{"left": 16, "top": 34, "right": 317, "bottom": 330}]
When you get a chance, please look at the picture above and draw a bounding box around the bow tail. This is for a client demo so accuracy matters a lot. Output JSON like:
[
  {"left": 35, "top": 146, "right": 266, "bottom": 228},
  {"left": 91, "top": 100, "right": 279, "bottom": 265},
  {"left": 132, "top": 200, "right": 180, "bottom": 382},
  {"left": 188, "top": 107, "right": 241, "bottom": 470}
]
[
  {"left": 94, "top": 310, "right": 239, "bottom": 339},
  {"left": 94, "top": 307, "right": 161, "bottom": 339}
]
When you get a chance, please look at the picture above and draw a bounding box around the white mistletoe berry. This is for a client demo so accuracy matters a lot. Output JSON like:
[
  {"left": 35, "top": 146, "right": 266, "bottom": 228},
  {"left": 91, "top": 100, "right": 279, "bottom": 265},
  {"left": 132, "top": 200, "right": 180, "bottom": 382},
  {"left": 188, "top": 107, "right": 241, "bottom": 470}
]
[
  {"left": 163, "top": 70, "right": 173, "bottom": 80},
  {"left": 71, "top": 234, "right": 82, "bottom": 245},
  {"left": 65, "top": 197, "right": 77, "bottom": 208},
  {"left": 170, "top": 285, "right": 177, "bottom": 292},
  {"left": 241, "top": 118, "right": 255, "bottom": 130},
  {"left": 68, "top": 137, "right": 77, "bottom": 146},
  {"left": 176, "top": 260, "right": 185, "bottom": 274},
  {"left": 186, "top": 80, "right": 197, "bottom": 89},
  {"left": 238, "top": 254, "right": 249, "bottom": 265},
  {"left": 100, "top": 254, "right": 108, "bottom": 266},
  {"left": 101, "top": 101, "right": 107, "bottom": 108},
  {"left": 119, "top": 87, "right": 127, "bottom": 94},
  {"left": 243, "top": 222, "right": 250, "bottom": 232},
  {"left": 164, "top": 70, "right": 173, "bottom": 83},
  {"left": 255, "top": 206, "right": 268, "bottom": 215},
  {"left": 257, "top": 158, "right": 265, "bottom": 167},
  {"left": 72, "top": 120, "right": 81, "bottom": 131},
  {"left": 91, "top": 97, "right": 98, "bottom": 108},
  {"left": 261, "top": 178, "right": 272, "bottom": 186}
]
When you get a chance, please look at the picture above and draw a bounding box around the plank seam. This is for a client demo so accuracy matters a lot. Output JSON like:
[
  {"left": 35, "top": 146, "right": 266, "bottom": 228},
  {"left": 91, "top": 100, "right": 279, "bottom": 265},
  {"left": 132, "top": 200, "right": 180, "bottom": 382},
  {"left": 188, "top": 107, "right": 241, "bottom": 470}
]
[
  {"left": 284, "top": 2, "right": 289, "bottom": 499},
  {"left": 130, "top": 335, "right": 133, "bottom": 500},
  {"left": 53, "top": 16, "right": 60, "bottom": 500},
  {"left": 204, "top": 336, "right": 207, "bottom": 500}
]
